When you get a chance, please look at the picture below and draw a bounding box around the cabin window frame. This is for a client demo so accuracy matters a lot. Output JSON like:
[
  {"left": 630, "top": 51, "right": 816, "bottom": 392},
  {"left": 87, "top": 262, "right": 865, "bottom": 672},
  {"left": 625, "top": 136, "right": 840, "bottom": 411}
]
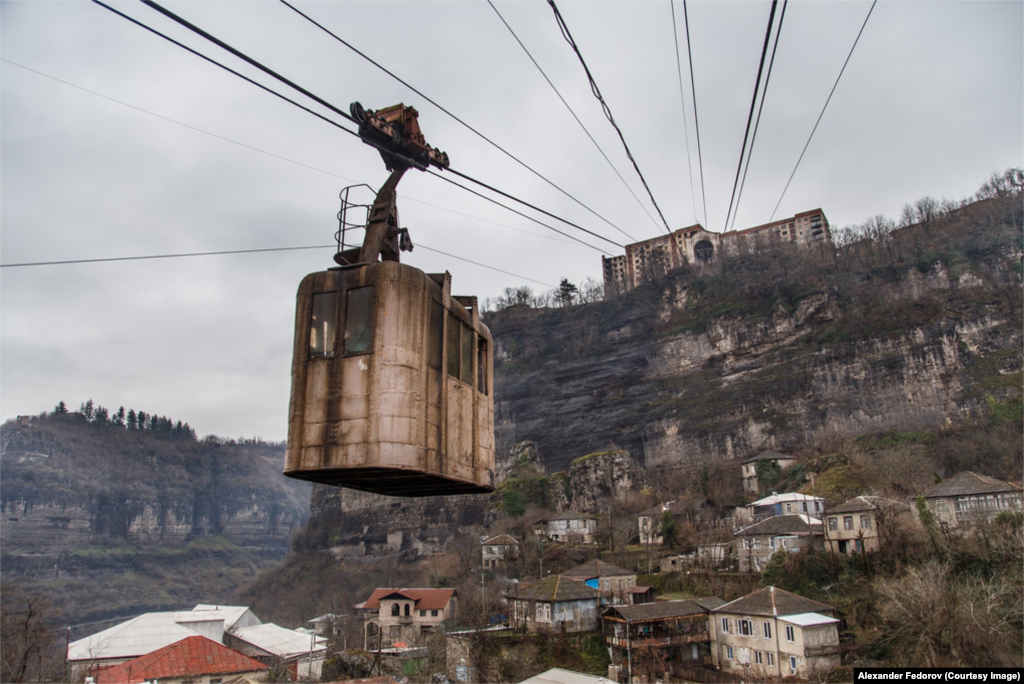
[
  {"left": 309, "top": 291, "right": 338, "bottom": 358},
  {"left": 343, "top": 286, "right": 375, "bottom": 356}
]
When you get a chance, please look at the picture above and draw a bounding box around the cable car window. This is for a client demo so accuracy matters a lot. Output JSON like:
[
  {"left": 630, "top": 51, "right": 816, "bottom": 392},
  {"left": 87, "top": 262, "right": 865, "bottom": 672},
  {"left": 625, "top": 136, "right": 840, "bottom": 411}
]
[
  {"left": 310, "top": 291, "right": 337, "bottom": 358},
  {"left": 344, "top": 286, "right": 374, "bottom": 355},
  {"left": 428, "top": 300, "right": 443, "bottom": 369},
  {"left": 460, "top": 325, "right": 473, "bottom": 385},
  {"left": 446, "top": 314, "right": 461, "bottom": 379},
  {"left": 477, "top": 338, "right": 488, "bottom": 395}
]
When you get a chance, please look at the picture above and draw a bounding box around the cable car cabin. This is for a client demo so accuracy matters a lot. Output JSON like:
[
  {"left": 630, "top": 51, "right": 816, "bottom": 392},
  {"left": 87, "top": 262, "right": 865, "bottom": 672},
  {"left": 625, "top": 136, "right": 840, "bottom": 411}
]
[{"left": 284, "top": 260, "right": 495, "bottom": 496}]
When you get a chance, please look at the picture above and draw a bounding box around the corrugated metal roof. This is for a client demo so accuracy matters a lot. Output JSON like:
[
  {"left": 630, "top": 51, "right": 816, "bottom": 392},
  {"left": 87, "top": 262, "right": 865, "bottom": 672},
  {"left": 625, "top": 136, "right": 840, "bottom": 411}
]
[
  {"left": 192, "top": 604, "right": 260, "bottom": 630},
  {"left": 734, "top": 514, "right": 822, "bottom": 537},
  {"left": 923, "top": 471, "right": 1023, "bottom": 499},
  {"left": 68, "top": 612, "right": 201, "bottom": 662},
  {"left": 750, "top": 492, "right": 823, "bottom": 507},
  {"left": 232, "top": 623, "right": 327, "bottom": 658},
  {"left": 359, "top": 588, "right": 456, "bottom": 612},
  {"left": 602, "top": 599, "right": 717, "bottom": 622},
  {"left": 714, "top": 586, "right": 833, "bottom": 618},
  {"left": 94, "top": 635, "right": 267, "bottom": 684},
  {"left": 513, "top": 575, "right": 601, "bottom": 602},
  {"left": 518, "top": 667, "right": 616, "bottom": 684},
  {"left": 562, "top": 559, "right": 634, "bottom": 579},
  {"left": 778, "top": 612, "right": 839, "bottom": 627}
]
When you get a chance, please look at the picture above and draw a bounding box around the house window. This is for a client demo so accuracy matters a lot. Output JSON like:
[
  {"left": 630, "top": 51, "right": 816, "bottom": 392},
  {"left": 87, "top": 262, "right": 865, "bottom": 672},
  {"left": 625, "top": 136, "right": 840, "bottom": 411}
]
[
  {"left": 432, "top": 610, "right": 439, "bottom": 617},
  {"left": 391, "top": 604, "right": 400, "bottom": 616},
  {"left": 536, "top": 603, "right": 551, "bottom": 623},
  {"left": 790, "top": 656, "right": 798, "bottom": 673},
  {"left": 785, "top": 503, "right": 792, "bottom": 513},
  {"left": 861, "top": 515, "right": 871, "bottom": 529},
  {"left": 755, "top": 651, "right": 763, "bottom": 665},
  {"left": 785, "top": 625, "right": 795, "bottom": 642},
  {"left": 738, "top": 619, "right": 754, "bottom": 636},
  {"left": 843, "top": 516, "right": 854, "bottom": 530},
  {"left": 420, "top": 610, "right": 426, "bottom": 617},
  {"left": 404, "top": 604, "right": 410, "bottom": 617},
  {"left": 762, "top": 622, "right": 772, "bottom": 639},
  {"left": 389, "top": 626, "right": 401, "bottom": 639},
  {"left": 726, "top": 646, "right": 734, "bottom": 660},
  {"left": 767, "top": 653, "right": 775, "bottom": 666},
  {"left": 721, "top": 617, "right": 730, "bottom": 634}
]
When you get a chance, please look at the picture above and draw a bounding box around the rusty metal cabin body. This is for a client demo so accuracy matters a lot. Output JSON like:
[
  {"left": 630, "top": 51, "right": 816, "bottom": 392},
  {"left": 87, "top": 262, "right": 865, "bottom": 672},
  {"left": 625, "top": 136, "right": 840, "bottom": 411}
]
[{"left": 285, "top": 147, "right": 495, "bottom": 496}]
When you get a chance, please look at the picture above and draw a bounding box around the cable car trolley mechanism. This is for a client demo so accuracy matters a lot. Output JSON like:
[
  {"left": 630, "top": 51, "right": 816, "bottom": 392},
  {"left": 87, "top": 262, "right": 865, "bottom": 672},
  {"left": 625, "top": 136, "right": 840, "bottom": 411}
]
[{"left": 284, "top": 103, "right": 495, "bottom": 497}]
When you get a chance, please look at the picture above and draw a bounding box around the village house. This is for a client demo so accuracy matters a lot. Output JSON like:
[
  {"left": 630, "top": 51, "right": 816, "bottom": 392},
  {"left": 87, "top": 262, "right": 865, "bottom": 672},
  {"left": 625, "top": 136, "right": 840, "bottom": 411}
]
[
  {"left": 824, "top": 496, "right": 908, "bottom": 554},
  {"left": 66, "top": 605, "right": 262, "bottom": 680},
  {"left": 536, "top": 513, "right": 599, "bottom": 544},
  {"left": 357, "top": 588, "right": 457, "bottom": 649},
  {"left": 225, "top": 622, "right": 327, "bottom": 681},
  {"left": 734, "top": 514, "right": 823, "bottom": 572},
  {"left": 93, "top": 635, "right": 269, "bottom": 684},
  {"left": 602, "top": 598, "right": 725, "bottom": 684},
  {"left": 740, "top": 450, "right": 799, "bottom": 496},
  {"left": 563, "top": 559, "right": 638, "bottom": 606},
  {"left": 710, "top": 586, "right": 840, "bottom": 680},
  {"left": 918, "top": 471, "right": 1023, "bottom": 528},
  {"left": 481, "top": 533, "right": 521, "bottom": 569},
  {"left": 506, "top": 575, "right": 601, "bottom": 634},
  {"left": 745, "top": 492, "right": 825, "bottom": 522}
]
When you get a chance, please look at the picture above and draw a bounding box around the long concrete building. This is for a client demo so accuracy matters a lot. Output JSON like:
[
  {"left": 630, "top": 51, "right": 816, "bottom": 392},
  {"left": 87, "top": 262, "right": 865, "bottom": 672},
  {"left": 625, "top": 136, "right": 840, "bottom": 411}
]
[{"left": 602, "top": 209, "right": 831, "bottom": 297}]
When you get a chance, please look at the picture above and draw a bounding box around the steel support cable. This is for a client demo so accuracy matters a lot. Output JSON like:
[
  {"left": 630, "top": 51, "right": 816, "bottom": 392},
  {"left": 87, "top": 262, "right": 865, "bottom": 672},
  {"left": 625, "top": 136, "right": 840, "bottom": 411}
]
[
  {"left": 770, "top": 0, "right": 877, "bottom": 221},
  {"left": 722, "top": 0, "right": 778, "bottom": 233},
  {"left": 0, "top": 243, "right": 556, "bottom": 288},
  {"left": 547, "top": 0, "right": 674, "bottom": 236},
  {"left": 488, "top": 0, "right": 653, "bottom": 240},
  {"left": 682, "top": 0, "right": 708, "bottom": 227},
  {"left": 429, "top": 169, "right": 617, "bottom": 255},
  {"left": 730, "top": 0, "right": 788, "bottom": 232},
  {"left": 278, "top": 0, "right": 633, "bottom": 242},
  {"left": 92, "top": 0, "right": 619, "bottom": 251},
  {"left": 670, "top": 0, "right": 698, "bottom": 226}
]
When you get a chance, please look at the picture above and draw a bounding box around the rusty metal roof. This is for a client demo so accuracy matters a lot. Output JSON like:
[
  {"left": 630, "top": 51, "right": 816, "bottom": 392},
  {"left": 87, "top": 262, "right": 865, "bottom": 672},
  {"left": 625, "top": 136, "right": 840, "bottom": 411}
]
[
  {"left": 513, "top": 575, "right": 601, "bottom": 602},
  {"left": 95, "top": 635, "right": 267, "bottom": 683},
  {"left": 714, "top": 586, "right": 833, "bottom": 618},
  {"left": 922, "top": 471, "right": 1023, "bottom": 499},
  {"left": 359, "top": 588, "right": 456, "bottom": 611}
]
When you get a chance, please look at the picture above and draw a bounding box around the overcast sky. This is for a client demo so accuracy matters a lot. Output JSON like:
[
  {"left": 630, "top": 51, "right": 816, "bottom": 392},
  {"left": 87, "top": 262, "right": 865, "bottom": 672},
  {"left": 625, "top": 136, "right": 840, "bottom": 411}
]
[{"left": 2, "top": 0, "right": 1021, "bottom": 442}]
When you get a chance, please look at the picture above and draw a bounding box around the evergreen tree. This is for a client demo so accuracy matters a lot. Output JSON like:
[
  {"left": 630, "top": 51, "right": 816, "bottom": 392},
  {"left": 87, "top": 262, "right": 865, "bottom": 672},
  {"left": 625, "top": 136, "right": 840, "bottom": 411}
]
[
  {"left": 113, "top": 406, "right": 126, "bottom": 427},
  {"left": 52, "top": 401, "right": 68, "bottom": 415},
  {"left": 136, "top": 411, "right": 148, "bottom": 429},
  {"left": 93, "top": 406, "right": 109, "bottom": 426},
  {"left": 126, "top": 409, "right": 137, "bottom": 430},
  {"left": 80, "top": 399, "right": 95, "bottom": 422}
]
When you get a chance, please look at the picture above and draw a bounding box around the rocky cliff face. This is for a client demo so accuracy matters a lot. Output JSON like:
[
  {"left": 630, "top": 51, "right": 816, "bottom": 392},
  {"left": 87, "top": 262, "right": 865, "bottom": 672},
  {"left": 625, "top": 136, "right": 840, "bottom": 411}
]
[{"left": 0, "top": 419, "right": 310, "bottom": 579}]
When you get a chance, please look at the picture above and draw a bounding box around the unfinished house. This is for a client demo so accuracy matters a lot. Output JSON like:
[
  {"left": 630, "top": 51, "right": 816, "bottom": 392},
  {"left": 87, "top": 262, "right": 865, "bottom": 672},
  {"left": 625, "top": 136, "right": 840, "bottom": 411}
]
[
  {"left": 740, "top": 450, "right": 798, "bottom": 496},
  {"left": 602, "top": 598, "right": 725, "bottom": 684},
  {"left": 710, "top": 586, "right": 840, "bottom": 680},
  {"left": 481, "top": 534, "right": 521, "bottom": 569}
]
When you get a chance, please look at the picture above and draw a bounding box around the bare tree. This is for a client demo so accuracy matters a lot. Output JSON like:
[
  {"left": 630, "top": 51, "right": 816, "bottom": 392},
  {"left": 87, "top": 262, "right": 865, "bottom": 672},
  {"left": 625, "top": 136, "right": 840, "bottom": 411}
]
[{"left": 0, "top": 584, "right": 65, "bottom": 683}]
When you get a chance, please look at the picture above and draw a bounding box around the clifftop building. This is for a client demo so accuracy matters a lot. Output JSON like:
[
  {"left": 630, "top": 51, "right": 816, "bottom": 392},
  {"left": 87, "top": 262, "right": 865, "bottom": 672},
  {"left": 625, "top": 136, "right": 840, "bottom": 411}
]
[{"left": 602, "top": 209, "right": 831, "bottom": 297}]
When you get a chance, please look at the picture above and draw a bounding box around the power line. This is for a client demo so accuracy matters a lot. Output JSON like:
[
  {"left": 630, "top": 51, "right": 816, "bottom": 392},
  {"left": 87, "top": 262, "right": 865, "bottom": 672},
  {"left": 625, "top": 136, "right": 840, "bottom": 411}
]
[
  {"left": 770, "top": 0, "right": 878, "bottom": 221},
  {"left": 547, "top": 0, "right": 674, "bottom": 236},
  {"left": 722, "top": 0, "right": 778, "bottom": 233},
  {"left": 682, "top": 0, "right": 708, "bottom": 227},
  {"left": 90, "top": 0, "right": 619, "bottom": 252},
  {"left": 670, "top": 0, "right": 698, "bottom": 226},
  {"left": 277, "top": 0, "right": 633, "bottom": 242},
  {"left": 488, "top": 0, "right": 653, "bottom": 240},
  {"left": 730, "top": 0, "right": 788, "bottom": 231}
]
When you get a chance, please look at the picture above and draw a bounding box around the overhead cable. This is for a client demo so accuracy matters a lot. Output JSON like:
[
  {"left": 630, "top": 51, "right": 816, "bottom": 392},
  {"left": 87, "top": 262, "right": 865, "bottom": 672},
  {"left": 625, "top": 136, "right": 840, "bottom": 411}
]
[
  {"left": 277, "top": 0, "right": 633, "bottom": 241},
  {"left": 0, "top": 243, "right": 556, "bottom": 288},
  {"left": 730, "top": 0, "right": 788, "bottom": 231},
  {"left": 770, "top": 0, "right": 878, "bottom": 221},
  {"left": 91, "top": 0, "right": 616, "bottom": 251},
  {"left": 670, "top": 0, "right": 698, "bottom": 226},
  {"left": 488, "top": 0, "right": 653, "bottom": 240},
  {"left": 547, "top": 0, "right": 674, "bottom": 236},
  {"left": 722, "top": 0, "right": 778, "bottom": 233},
  {"left": 682, "top": 0, "right": 708, "bottom": 227}
]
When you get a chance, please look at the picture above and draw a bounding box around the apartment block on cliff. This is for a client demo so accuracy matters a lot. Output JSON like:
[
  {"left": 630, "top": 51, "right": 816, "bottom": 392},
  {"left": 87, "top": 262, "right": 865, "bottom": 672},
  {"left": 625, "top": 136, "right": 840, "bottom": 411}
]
[{"left": 602, "top": 210, "right": 831, "bottom": 297}]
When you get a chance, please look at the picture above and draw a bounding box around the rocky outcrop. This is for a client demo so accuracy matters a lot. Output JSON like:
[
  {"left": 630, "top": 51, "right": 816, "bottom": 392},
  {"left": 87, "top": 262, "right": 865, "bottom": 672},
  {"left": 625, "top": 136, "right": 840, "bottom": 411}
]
[{"left": 568, "top": 450, "right": 647, "bottom": 513}]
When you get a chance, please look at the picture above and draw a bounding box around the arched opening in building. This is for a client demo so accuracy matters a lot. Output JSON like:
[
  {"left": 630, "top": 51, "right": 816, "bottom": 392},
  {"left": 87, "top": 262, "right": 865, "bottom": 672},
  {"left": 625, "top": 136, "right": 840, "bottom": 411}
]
[{"left": 694, "top": 239, "right": 714, "bottom": 265}]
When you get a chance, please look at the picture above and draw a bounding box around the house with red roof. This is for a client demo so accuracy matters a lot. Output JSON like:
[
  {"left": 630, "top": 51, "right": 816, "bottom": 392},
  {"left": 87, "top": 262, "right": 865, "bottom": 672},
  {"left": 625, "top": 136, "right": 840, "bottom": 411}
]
[
  {"left": 93, "top": 635, "right": 268, "bottom": 684},
  {"left": 357, "top": 588, "right": 458, "bottom": 649}
]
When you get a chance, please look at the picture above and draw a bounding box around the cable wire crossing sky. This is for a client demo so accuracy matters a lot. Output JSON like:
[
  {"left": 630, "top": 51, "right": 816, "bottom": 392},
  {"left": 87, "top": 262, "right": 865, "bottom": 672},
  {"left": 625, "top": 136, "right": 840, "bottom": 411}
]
[{"left": 1, "top": 1, "right": 1021, "bottom": 441}]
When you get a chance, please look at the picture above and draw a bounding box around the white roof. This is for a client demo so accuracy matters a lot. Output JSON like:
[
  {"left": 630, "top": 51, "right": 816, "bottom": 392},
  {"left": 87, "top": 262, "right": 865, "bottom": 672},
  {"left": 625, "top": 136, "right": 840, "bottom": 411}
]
[
  {"left": 518, "top": 668, "right": 616, "bottom": 684},
  {"left": 67, "top": 612, "right": 197, "bottom": 661},
  {"left": 191, "top": 604, "right": 260, "bottom": 630},
  {"left": 232, "top": 623, "right": 327, "bottom": 658},
  {"left": 750, "top": 492, "right": 824, "bottom": 507},
  {"left": 778, "top": 612, "right": 839, "bottom": 627}
]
